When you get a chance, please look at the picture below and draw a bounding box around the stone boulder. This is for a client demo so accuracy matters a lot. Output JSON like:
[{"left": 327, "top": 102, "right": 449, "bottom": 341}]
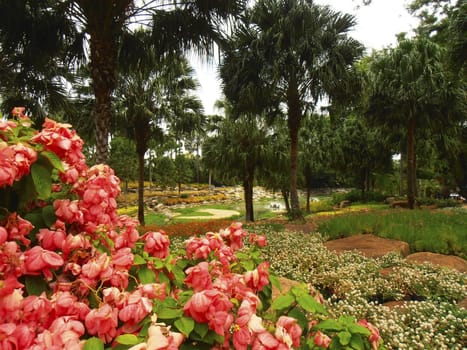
[
  {"left": 406, "top": 252, "right": 467, "bottom": 273},
  {"left": 324, "top": 234, "right": 410, "bottom": 258}
]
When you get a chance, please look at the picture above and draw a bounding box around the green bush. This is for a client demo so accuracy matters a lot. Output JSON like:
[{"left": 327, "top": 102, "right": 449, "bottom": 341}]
[
  {"left": 331, "top": 189, "right": 386, "bottom": 205},
  {"left": 416, "top": 197, "right": 461, "bottom": 208}
]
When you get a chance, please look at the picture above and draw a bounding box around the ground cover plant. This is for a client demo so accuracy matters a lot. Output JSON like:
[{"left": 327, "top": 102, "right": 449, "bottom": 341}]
[
  {"left": 315, "top": 209, "right": 467, "bottom": 258},
  {"left": 251, "top": 228, "right": 466, "bottom": 349},
  {"left": 0, "top": 111, "right": 385, "bottom": 349}
]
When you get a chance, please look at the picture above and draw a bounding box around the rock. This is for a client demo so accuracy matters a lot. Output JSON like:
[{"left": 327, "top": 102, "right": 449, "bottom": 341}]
[
  {"left": 324, "top": 234, "right": 410, "bottom": 258},
  {"left": 381, "top": 301, "right": 408, "bottom": 311},
  {"left": 406, "top": 252, "right": 467, "bottom": 273},
  {"left": 458, "top": 298, "right": 467, "bottom": 309},
  {"left": 271, "top": 277, "right": 301, "bottom": 300},
  {"left": 390, "top": 200, "right": 409, "bottom": 208},
  {"left": 339, "top": 200, "right": 351, "bottom": 208}
]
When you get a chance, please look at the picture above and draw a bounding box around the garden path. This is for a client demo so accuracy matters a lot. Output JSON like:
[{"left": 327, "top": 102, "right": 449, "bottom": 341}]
[{"left": 174, "top": 208, "right": 240, "bottom": 220}]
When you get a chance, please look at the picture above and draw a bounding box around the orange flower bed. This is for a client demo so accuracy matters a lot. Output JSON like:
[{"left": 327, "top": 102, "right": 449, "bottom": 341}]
[{"left": 141, "top": 219, "right": 234, "bottom": 237}]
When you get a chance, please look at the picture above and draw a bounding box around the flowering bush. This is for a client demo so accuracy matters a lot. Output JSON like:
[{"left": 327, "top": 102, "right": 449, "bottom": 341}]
[{"left": 0, "top": 109, "right": 385, "bottom": 350}]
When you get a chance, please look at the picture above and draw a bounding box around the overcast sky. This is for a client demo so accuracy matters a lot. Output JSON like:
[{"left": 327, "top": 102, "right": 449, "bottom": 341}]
[{"left": 190, "top": 0, "right": 420, "bottom": 115}]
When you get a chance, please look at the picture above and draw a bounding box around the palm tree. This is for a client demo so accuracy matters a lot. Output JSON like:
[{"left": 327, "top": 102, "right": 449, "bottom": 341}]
[
  {"left": 0, "top": 0, "right": 79, "bottom": 120},
  {"left": 220, "top": 0, "right": 363, "bottom": 220},
  {"left": 0, "top": 0, "right": 246, "bottom": 163},
  {"left": 203, "top": 101, "right": 270, "bottom": 222},
  {"left": 115, "top": 37, "right": 202, "bottom": 225},
  {"left": 367, "top": 37, "right": 463, "bottom": 208}
]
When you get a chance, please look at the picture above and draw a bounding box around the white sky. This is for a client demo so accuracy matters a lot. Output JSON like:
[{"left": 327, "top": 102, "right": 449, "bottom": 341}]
[{"left": 190, "top": 0, "right": 419, "bottom": 115}]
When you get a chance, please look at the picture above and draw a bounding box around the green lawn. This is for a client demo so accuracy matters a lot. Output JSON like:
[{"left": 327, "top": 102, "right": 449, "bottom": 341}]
[{"left": 315, "top": 207, "right": 467, "bottom": 258}]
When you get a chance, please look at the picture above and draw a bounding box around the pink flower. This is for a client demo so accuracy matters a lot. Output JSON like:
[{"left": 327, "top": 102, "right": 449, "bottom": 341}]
[
  {"left": 184, "top": 261, "right": 212, "bottom": 292},
  {"left": 143, "top": 323, "right": 185, "bottom": 350},
  {"left": 21, "top": 292, "right": 52, "bottom": 324},
  {"left": 252, "top": 331, "right": 282, "bottom": 350},
  {"left": 275, "top": 316, "right": 302, "bottom": 348},
  {"left": 81, "top": 252, "right": 110, "bottom": 279},
  {"left": 31, "top": 118, "right": 85, "bottom": 167},
  {"left": 53, "top": 291, "right": 90, "bottom": 320},
  {"left": 185, "top": 237, "right": 211, "bottom": 260},
  {"left": 184, "top": 289, "right": 233, "bottom": 335},
  {"left": 249, "top": 234, "right": 267, "bottom": 247},
  {"left": 232, "top": 300, "right": 265, "bottom": 350},
  {"left": 114, "top": 215, "right": 140, "bottom": 249},
  {"left": 143, "top": 231, "right": 170, "bottom": 258},
  {"left": 119, "top": 290, "right": 153, "bottom": 328},
  {"left": 314, "top": 330, "right": 331, "bottom": 348},
  {"left": 85, "top": 303, "right": 118, "bottom": 343},
  {"left": 244, "top": 261, "right": 270, "bottom": 292},
  {"left": 222, "top": 222, "right": 247, "bottom": 251},
  {"left": 13, "top": 323, "right": 35, "bottom": 349},
  {"left": 0, "top": 323, "right": 18, "bottom": 350},
  {"left": 0, "top": 289, "right": 23, "bottom": 322},
  {"left": 358, "top": 320, "right": 381, "bottom": 350},
  {"left": 4, "top": 213, "right": 33, "bottom": 246},
  {"left": 138, "top": 283, "right": 167, "bottom": 300},
  {"left": 23, "top": 246, "right": 64, "bottom": 277},
  {"left": 0, "top": 226, "right": 7, "bottom": 245},
  {"left": 48, "top": 316, "right": 85, "bottom": 348},
  {"left": 112, "top": 247, "right": 134, "bottom": 270},
  {"left": 37, "top": 227, "right": 66, "bottom": 251},
  {"left": 53, "top": 199, "right": 84, "bottom": 224},
  {"left": 61, "top": 233, "right": 91, "bottom": 259}
]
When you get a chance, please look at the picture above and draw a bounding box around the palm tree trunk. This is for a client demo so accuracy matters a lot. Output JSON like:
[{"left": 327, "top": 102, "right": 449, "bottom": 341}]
[
  {"left": 77, "top": 0, "right": 132, "bottom": 164},
  {"left": 407, "top": 116, "right": 417, "bottom": 209},
  {"left": 281, "top": 189, "right": 290, "bottom": 212},
  {"left": 243, "top": 166, "right": 255, "bottom": 222},
  {"left": 137, "top": 150, "right": 145, "bottom": 226},
  {"left": 287, "top": 83, "right": 303, "bottom": 221}
]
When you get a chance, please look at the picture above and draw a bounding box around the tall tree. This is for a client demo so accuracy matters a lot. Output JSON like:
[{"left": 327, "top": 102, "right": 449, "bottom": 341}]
[
  {"left": 0, "top": 0, "right": 79, "bottom": 119},
  {"left": 220, "top": 0, "right": 363, "bottom": 220},
  {"left": 203, "top": 110, "right": 270, "bottom": 222},
  {"left": 0, "top": 0, "right": 246, "bottom": 163},
  {"left": 115, "top": 38, "right": 202, "bottom": 225},
  {"left": 367, "top": 37, "right": 463, "bottom": 208}
]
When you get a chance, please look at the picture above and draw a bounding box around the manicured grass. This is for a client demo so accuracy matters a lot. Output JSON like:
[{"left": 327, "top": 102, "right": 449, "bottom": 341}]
[{"left": 316, "top": 208, "right": 467, "bottom": 258}]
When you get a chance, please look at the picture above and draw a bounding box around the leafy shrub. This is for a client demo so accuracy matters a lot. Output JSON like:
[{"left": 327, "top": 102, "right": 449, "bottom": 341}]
[
  {"left": 416, "top": 197, "right": 461, "bottom": 208},
  {"left": 332, "top": 190, "right": 386, "bottom": 205}
]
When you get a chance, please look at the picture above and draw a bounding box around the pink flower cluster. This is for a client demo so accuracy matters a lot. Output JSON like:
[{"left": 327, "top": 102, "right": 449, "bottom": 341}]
[{"left": 0, "top": 113, "right": 183, "bottom": 349}]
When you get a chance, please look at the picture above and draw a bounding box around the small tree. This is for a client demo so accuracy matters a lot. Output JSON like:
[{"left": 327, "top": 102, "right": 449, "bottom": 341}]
[{"left": 108, "top": 136, "right": 138, "bottom": 193}]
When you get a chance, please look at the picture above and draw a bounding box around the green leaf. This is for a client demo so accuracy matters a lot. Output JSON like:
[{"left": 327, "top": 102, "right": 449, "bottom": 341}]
[
  {"left": 42, "top": 205, "right": 56, "bottom": 227},
  {"left": 31, "top": 163, "right": 52, "bottom": 200},
  {"left": 348, "top": 324, "right": 371, "bottom": 336},
  {"left": 25, "top": 275, "right": 48, "bottom": 295},
  {"left": 288, "top": 307, "right": 309, "bottom": 332},
  {"left": 157, "top": 306, "right": 183, "bottom": 319},
  {"left": 133, "top": 254, "right": 147, "bottom": 265},
  {"left": 174, "top": 316, "right": 195, "bottom": 337},
  {"left": 115, "top": 334, "right": 139, "bottom": 345},
  {"left": 271, "top": 293, "right": 295, "bottom": 311},
  {"left": 171, "top": 264, "right": 186, "bottom": 283},
  {"left": 269, "top": 273, "right": 281, "bottom": 291},
  {"left": 349, "top": 334, "right": 365, "bottom": 350},
  {"left": 41, "top": 151, "right": 65, "bottom": 172},
  {"left": 338, "top": 331, "right": 352, "bottom": 345},
  {"left": 314, "top": 319, "right": 344, "bottom": 332},
  {"left": 83, "top": 337, "right": 104, "bottom": 350},
  {"left": 138, "top": 265, "right": 156, "bottom": 284},
  {"left": 194, "top": 322, "right": 209, "bottom": 338},
  {"left": 297, "top": 293, "right": 327, "bottom": 315}
]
